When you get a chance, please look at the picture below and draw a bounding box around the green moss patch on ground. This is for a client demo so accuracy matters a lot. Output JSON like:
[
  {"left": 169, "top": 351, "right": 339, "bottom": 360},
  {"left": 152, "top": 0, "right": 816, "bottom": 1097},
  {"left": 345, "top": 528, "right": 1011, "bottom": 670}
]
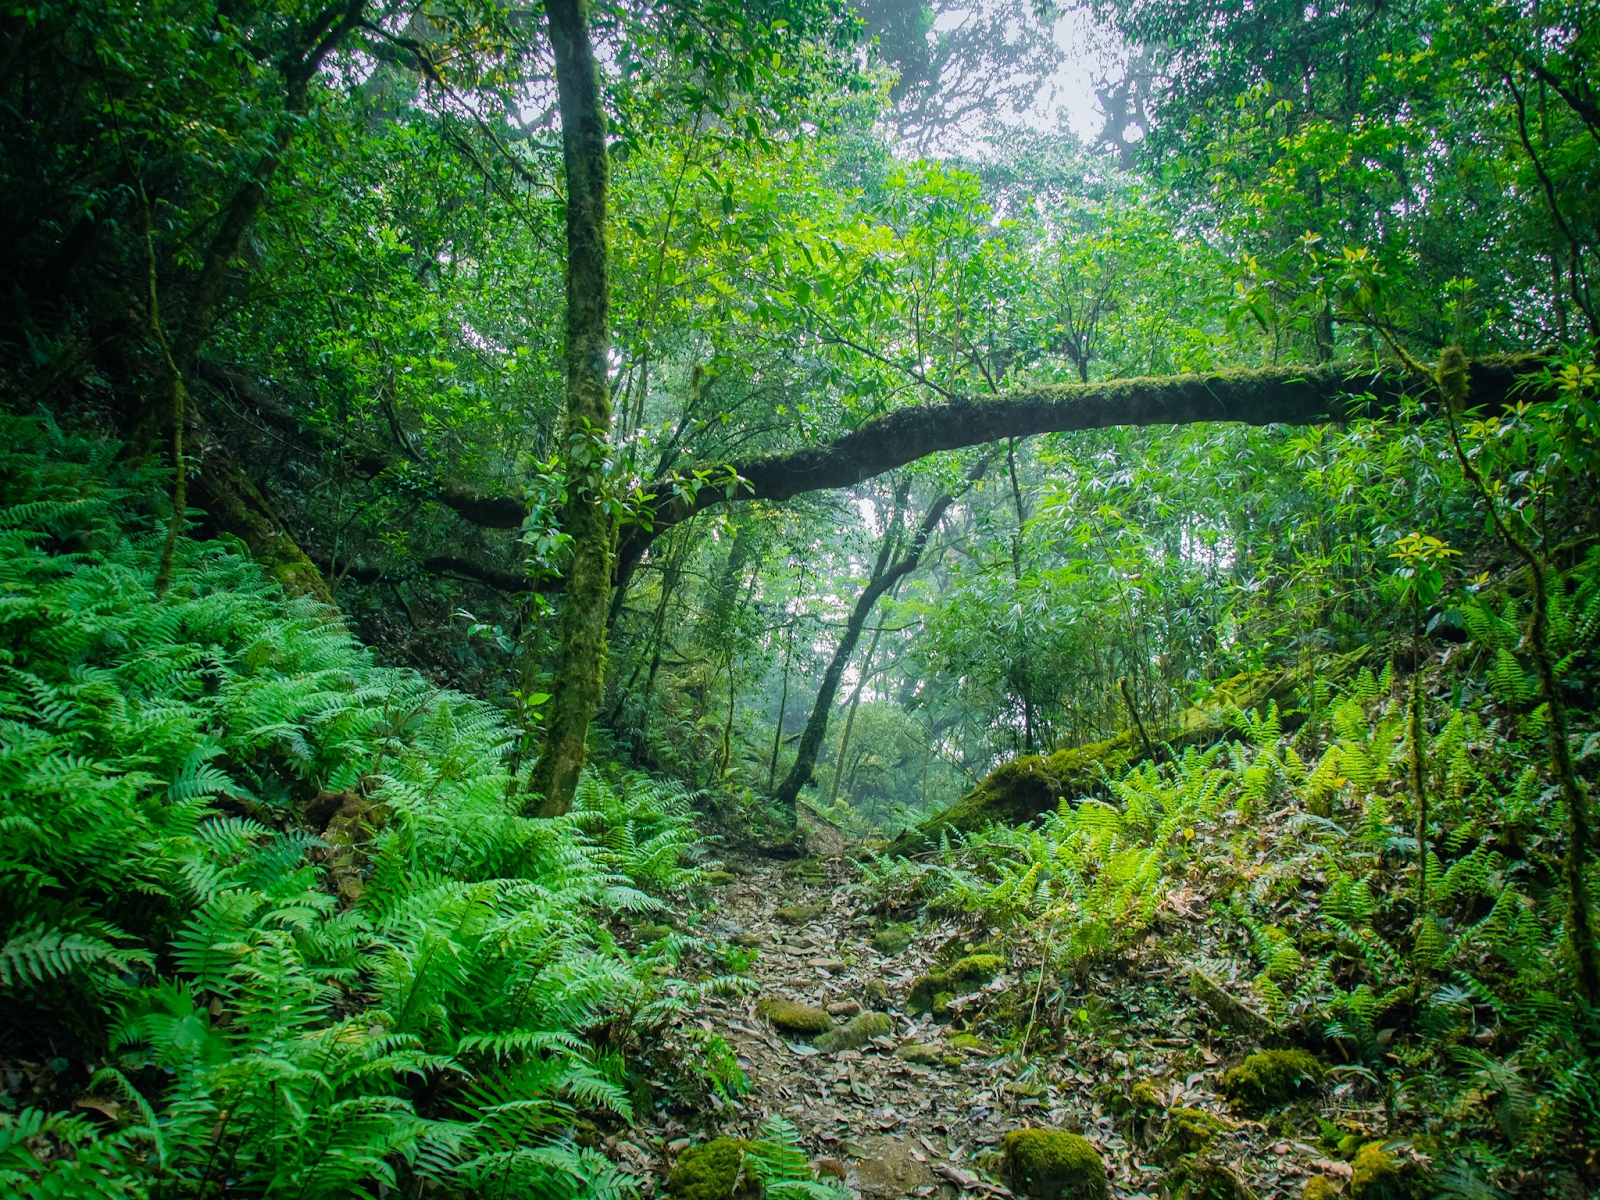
[
  {"left": 1000, "top": 1128, "right": 1109, "bottom": 1200},
  {"left": 907, "top": 953, "right": 1004, "bottom": 1013},
  {"left": 755, "top": 996, "right": 833, "bottom": 1036},
  {"left": 813, "top": 1010, "right": 893, "bottom": 1053},
  {"left": 667, "top": 1138, "right": 754, "bottom": 1200},
  {"left": 1221, "top": 1049, "right": 1326, "bottom": 1112}
]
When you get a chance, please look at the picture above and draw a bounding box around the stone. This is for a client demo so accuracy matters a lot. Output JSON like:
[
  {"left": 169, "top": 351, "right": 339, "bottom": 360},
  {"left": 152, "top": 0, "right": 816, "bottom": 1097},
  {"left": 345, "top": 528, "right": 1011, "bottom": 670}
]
[
  {"left": 666, "top": 1138, "right": 755, "bottom": 1200},
  {"left": 827, "top": 999, "right": 862, "bottom": 1018},
  {"left": 1157, "top": 1108, "right": 1234, "bottom": 1163},
  {"left": 812, "top": 1157, "right": 848, "bottom": 1182},
  {"left": 1172, "top": 1158, "right": 1257, "bottom": 1200},
  {"left": 730, "top": 933, "right": 763, "bottom": 947},
  {"left": 755, "top": 996, "right": 834, "bottom": 1036},
  {"left": 946, "top": 1033, "right": 989, "bottom": 1053},
  {"left": 908, "top": 954, "right": 1004, "bottom": 1013},
  {"left": 775, "top": 903, "right": 826, "bottom": 926},
  {"left": 863, "top": 978, "right": 889, "bottom": 1005},
  {"left": 703, "top": 871, "right": 737, "bottom": 886},
  {"left": 814, "top": 1011, "right": 894, "bottom": 1053},
  {"left": 1189, "top": 971, "right": 1282, "bottom": 1044},
  {"left": 999, "top": 1128, "right": 1109, "bottom": 1200},
  {"left": 635, "top": 923, "right": 675, "bottom": 944},
  {"left": 872, "top": 924, "right": 914, "bottom": 955},
  {"left": 855, "top": 1137, "right": 937, "bottom": 1197},
  {"left": 1303, "top": 1178, "right": 1340, "bottom": 1200},
  {"left": 1350, "top": 1143, "right": 1421, "bottom": 1200},
  {"left": 897, "top": 1043, "right": 946, "bottom": 1065},
  {"left": 1221, "top": 1050, "right": 1326, "bottom": 1113}
]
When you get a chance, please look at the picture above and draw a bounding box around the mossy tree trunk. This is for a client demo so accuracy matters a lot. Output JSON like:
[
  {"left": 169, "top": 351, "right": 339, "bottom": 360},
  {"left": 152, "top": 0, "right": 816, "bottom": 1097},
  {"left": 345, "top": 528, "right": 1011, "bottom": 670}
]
[{"left": 527, "top": 0, "right": 613, "bottom": 817}]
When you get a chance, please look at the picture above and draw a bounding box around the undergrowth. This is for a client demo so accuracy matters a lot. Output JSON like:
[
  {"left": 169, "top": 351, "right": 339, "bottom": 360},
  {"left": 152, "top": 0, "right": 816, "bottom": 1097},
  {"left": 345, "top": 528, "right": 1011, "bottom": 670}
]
[
  {"left": 859, "top": 569, "right": 1600, "bottom": 1194},
  {"left": 0, "top": 415, "right": 732, "bottom": 1197}
]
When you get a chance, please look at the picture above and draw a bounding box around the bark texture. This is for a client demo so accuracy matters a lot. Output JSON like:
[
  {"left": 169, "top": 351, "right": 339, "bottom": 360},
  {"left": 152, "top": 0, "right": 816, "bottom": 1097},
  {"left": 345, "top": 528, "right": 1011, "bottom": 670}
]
[
  {"left": 527, "top": 0, "right": 613, "bottom": 817},
  {"left": 437, "top": 357, "right": 1546, "bottom": 553}
]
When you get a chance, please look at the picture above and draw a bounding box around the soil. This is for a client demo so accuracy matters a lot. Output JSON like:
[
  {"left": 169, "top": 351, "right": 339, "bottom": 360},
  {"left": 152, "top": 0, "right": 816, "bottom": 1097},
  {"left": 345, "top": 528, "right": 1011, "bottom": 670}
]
[{"left": 620, "top": 853, "right": 1368, "bottom": 1200}]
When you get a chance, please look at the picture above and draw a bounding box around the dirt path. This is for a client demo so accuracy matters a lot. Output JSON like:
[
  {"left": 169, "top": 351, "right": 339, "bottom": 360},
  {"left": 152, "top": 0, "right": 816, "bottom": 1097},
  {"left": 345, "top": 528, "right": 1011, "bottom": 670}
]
[{"left": 651, "top": 853, "right": 1353, "bottom": 1200}]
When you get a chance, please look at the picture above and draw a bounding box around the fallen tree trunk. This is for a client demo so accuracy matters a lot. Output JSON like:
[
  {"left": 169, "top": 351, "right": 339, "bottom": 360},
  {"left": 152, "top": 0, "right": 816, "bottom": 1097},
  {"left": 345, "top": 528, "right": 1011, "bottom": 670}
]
[{"left": 893, "top": 647, "right": 1374, "bottom": 850}]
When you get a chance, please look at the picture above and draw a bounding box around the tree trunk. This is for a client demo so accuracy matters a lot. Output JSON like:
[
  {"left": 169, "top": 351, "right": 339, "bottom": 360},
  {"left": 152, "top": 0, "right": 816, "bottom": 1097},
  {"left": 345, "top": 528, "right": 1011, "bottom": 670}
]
[
  {"left": 528, "top": 0, "right": 613, "bottom": 817},
  {"left": 774, "top": 460, "right": 987, "bottom": 811}
]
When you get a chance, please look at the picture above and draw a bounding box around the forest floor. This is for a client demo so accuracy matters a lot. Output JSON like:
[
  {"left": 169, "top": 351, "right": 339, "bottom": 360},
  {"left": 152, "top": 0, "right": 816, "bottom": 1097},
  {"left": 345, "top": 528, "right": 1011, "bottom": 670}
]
[{"left": 619, "top": 847, "right": 1362, "bottom": 1200}]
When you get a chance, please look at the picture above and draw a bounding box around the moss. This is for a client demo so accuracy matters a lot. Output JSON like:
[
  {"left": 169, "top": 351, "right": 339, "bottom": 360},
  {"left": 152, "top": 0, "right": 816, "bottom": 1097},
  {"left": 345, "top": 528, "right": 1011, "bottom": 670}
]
[
  {"left": 1000, "top": 1129, "right": 1108, "bottom": 1200},
  {"left": 1129, "top": 1080, "right": 1163, "bottom": 1109},
  {"left": 1158, "top": 1108, "right": 1233, "bottom": 1163},
  {"left": 1302, "top": 1178, "right": 1340, "bottom": 1200},
  {"left": 1173, "top": 1158, "right": 1256, "bottom": 1200},
  {"left": 908, "top": 953, "right": 1004, "bottom": 1013},
  {"left": 897, "top": 1043, "right": 945, "bottom": 1065},
  {"left": 814, "top": 1010, "right": 893, "bottom": 1053},
  {"left": 755, "top": 996, "right": 833, "bottom": 1036},
  {"left": 1189, "top": 970, "right": 1282, "bottom": 1044},
  {"left": 872, "top": 924, "right": 914, "bottom": 955},
  {"left": 1221, "top": 1050, "right": 1326, "bottom": 1113},
  {"left": 774, "top": 903, "right": 825, "bottom": 926},
  {"left": 946, "top": 1033, "right": 988, "bottom": 1052},
  {"left": 863, "top": 978, "right": 888, "bottom": 1005},
  {"left": 703, "top": 871, "right": 736, "bottom": 886},
  {"left": 634, "top": 923, "right": 675, "bottom": 944},
  {"left": 900, "top": 648, "right": 1374, "bottom": 848},
  {"left": 667, "top": 1138, "right": 754, "bottom": 1200},
  {"left": 1350, "top": 1144, "right": 1421, "bottom": 1200}
]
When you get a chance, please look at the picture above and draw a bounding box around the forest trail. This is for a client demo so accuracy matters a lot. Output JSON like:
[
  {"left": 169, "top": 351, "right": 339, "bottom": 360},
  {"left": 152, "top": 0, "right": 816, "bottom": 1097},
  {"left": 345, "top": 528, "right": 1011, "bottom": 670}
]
[{"left": 664, "top": 852, "right": 1354, "bottom": 1200}]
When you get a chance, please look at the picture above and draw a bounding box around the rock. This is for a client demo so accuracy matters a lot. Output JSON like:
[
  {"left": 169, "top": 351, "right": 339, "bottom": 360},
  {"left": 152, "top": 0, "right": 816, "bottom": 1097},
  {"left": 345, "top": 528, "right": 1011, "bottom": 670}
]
[
  {"left": 827, "top": 999, "right": 862, "bottom": 1018},
  {"left": 855, "top": 1137, "right": 938, "bottom": 1198},
  {"left": 1172, "top": 1158, "right": 1257, "bottom": 1200},
  {"left": 1000, "top": 1128, "right": 1109, "bottom": 1200},
  {"left": 907, "top": 954, "right": 1004, "bottom": 1013},
  {"left": 863, "top": 978, "right": 889, "bottom": 1005},
  {"left": 730, "top": 933, "right": 763, "bottom": 947},
  {"left": 872, "top": 924, "right": 913, "bottom": 955},
  {"left": 812, "top": 1157, "right": 848, "bottom": 1182},
  {"left": 775, "top": 903, "right": 826, "bottom": 926},
  {"left": 1157, "top": 1108, "right": 1233, "bottom": 1163},
  {"left": 703, "top": 871, "right": 737, "bottom": 886},
  {"left": 946, "top": 1033, "right": 988, "bottom": 1053},
  {"left": 814, "top": 1010, "right": 894, "bottom": 1053},
  {"left": 810, "top": 959, "right": 847, "bottom": 973},
  {"left": 1302, "top": 1178, "right": 1340, "bottom": 1200},
  {"left": 1189, "top": 971, "right": 1282, "bottom": 1044},
  {"left": 897, "top": 1043, "right": 946, "bottom": 1065},
  {"left": 666, "top": 1138, "right": 755, "bottom": 1200},
  {"left": 1220, "top": 1049, "right": 1326, "bottom": 1113},
  {"left": 1350, "top": 1143, "right": 1422, "bottom": 1200},
  {"left": 635, "top": 923, "right": 676, "bottom": 944},
  {"left": 756, "top": 996, "right": 834, "bottom": 1036}
]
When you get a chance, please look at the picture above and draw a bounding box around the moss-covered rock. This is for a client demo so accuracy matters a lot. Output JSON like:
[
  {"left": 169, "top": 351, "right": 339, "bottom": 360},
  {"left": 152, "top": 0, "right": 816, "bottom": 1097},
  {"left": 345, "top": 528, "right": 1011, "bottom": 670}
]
[
  {"left": 635, "top": 923, "right": 675, "bottom": 944},
  {"left": 872, "top": 924, "right": 914, "bottom": 955},
  {"left": 667, "top": 1138, "right": 754, "bottom": 1200},
  {"left": 908, "top": 953, "right": 1004, "bottom": 1013},
  {"left": 813, "top": 1010, "right": 893, "bottom": 1053},
  {"left": 755, "top": 996, "right": 833, "bottom": 1036},
  {"left": 1000, "top": 1129, "right": 1108, "bottom": 1200},
  {"left": 1189, "top": 970, "right": 1282, "bottom": 1044},
  {"left": 863, "top": 978, "right": 888, "bottom": 1005},
  {"left": 1350, "top": 1143, "right": 1422, "bottom": 1200},
  {"left": 897, "top": 1042, "right": 946, "bottom": 1065},
  {"left": 1221, "top": 1050, "right": 1326, "bottom": 1113},
  {"left": 774, "top": 903, "right": 825, "bottom": 926},
  {"left": 1302, "top": 1178, "right": 1340, "bottom": 1200},
  {"left": 946, "top": 1033, "right": 989, "bottom": 1052},
  {"left": 1157, "top": 1108, "right": 1233, "bottom": 1163},
  {"left": 1172, "top": 1158, "right": 1257, "bottom": 1200},
  {"left": 703, "top": 871, "right": 737, "bottom": 886}
]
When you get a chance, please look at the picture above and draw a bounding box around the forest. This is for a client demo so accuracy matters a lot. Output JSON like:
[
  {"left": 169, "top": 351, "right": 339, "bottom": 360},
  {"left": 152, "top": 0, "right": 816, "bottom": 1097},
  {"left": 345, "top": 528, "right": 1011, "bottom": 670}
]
[{"left": 1, "top": 0, "right": 1598, "bottom": 1195}]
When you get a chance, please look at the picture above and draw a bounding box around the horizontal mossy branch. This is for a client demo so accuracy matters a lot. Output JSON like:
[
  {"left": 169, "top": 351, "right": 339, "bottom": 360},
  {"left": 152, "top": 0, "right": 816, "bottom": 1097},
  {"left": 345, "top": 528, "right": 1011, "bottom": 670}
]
[{"left": 435, "top": 355, "right": 1546, "bottom": 561}]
